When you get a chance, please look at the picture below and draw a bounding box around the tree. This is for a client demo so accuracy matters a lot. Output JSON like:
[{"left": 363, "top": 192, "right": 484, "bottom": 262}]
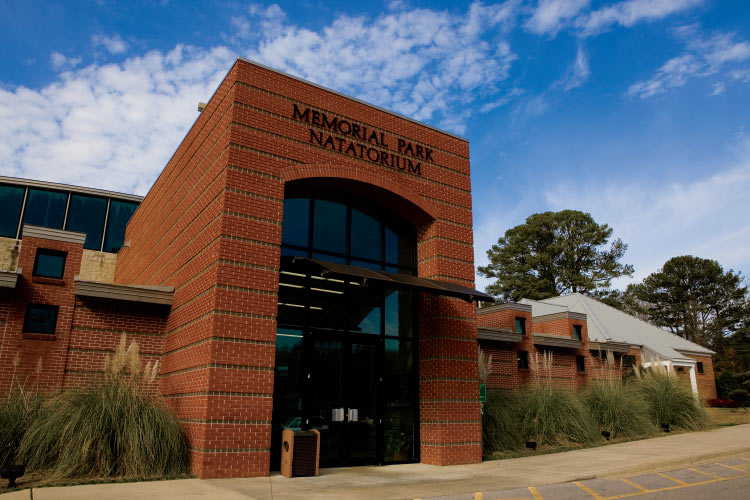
[
  {"left": 629, "top": 256, "right": 749, "bottom": 350},
  {"left": 478, "top": 210, "right": 634, "bottom": 301}
]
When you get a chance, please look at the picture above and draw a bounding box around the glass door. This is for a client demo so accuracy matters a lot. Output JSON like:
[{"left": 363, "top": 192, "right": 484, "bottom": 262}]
[{"left": 308, "top": 335, "right": 379, "bottom": 466}]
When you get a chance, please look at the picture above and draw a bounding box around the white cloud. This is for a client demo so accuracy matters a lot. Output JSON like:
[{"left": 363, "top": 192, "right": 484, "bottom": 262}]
[
  {"left": 242, "top": 1, "right": 520, "bottom": 134},
  {"left": 709, "top": 81, "right": 725, "bottom": 96},
  {"left": 524, "top": 0, "right": 589, "bottom": 36},
  {"left": 577, "top": 0, "right": 703, "bottom": 36},
  {"left": 92, "top": 34, "right": 128, "bottom": 54},
  {"left": 627, "top": 29, "right": 750, "bottom": 99},
  {"left": 0, "top": 45, "right": 234, "bottom": 195},
  {"left": 542, "top": 159, "right": 750, "bottom": 287},
  {"left": 50, "top": 52, "right": 82, "bottom": 70},
  {"left": 561, "top": 43, "right": 590, "bottom": 90}
]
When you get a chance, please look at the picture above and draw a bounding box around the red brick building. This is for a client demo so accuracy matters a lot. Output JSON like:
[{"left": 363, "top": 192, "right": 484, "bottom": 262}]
[
  {"left": 477, "top": 294, "right": 717, "bottom": 400},
  {"left": 0, "top": 58, "right": 496, "bottom": 479},
  {"left": 0, "top": 58, "right": 717, "bottom": 480}
]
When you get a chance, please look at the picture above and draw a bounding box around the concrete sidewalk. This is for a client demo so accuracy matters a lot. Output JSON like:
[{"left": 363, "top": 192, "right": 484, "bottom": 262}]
[{"left": 4, "top": 424, "right": 750, "bottom": 500}]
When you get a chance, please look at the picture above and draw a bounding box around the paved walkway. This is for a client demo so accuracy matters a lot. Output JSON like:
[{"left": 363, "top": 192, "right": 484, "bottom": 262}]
[{"left": 2, "top": 424, "right": 750, "bottom": 500}]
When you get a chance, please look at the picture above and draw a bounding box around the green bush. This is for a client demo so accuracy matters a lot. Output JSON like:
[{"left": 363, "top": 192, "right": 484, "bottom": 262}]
[
  {"left": 728, "top": 389, "right": 749, "bottom": 407},
  {"left": 18, "top": 337, "right": 188, "bottom": 479},
  {"left": 633, "top": 369, "right": 708, "bottom": 431},
  {"left": 581, "top": 381, "right": 655, "bottom": 438},
  {"left": 515, "top": 385, "right": 599, "bottom": 446},
  {"left": 482, "top": 390, "right": 522, "bottom": 454},
  {"left": 0, "top": 388, "right": 42, "bottom": 468}
]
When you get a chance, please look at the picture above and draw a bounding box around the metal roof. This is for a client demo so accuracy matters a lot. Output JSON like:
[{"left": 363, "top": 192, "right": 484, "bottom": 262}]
[{"left": 528, "top": 293, "right": 714, "bottom": 361}]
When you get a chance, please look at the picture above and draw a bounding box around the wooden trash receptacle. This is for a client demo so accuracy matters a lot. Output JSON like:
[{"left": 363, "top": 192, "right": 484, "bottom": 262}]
[{"left": 280, "top": 429, "right": 320, "bottom": 478}]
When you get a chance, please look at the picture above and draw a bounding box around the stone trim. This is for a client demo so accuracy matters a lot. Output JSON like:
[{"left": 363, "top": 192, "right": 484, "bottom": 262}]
[
  {"left": 533, "top": 311, "right": 588, "bottom": 322},
  {"left": 23, "top": 225, "right": 86, "bottom": 245},
  {"left": 477, "top": 327, "right": 523, "bottom": 343},
  {"left": 0, "top": 269, "right": 19, "bottom": 288},
  {"left": 74, "top": 279, "right": 174, "bottom": 305},
  {"left": 477, "top": 302, "right": 532, "bottom": 314},
  {"left": 532, "top": 333, "right": 583, "bottom": 349}
]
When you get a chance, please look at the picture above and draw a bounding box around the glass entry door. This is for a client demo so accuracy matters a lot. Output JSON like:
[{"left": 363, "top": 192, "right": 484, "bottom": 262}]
[{"left": 308, "top": 335, "right": 378, "bottom": 467}]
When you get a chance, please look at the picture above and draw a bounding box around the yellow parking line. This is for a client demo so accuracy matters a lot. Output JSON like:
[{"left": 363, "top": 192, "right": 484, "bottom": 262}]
[
  {"left": 620, "top": 478, "right": 648, "bottom": 492},
  {"left": 689, "top": 467, "right": 723, "bottom": 479},
  {"left": 528, "top": 486, "right": 544, "bottom": 499},
  {"left": 574, "top": 481, "right": 605, "bottom": 499},
  {"left": 715, "top": 462, "right": 745, "bottom": 472},
  {"left": 657, "top": 472, "right": 689, "bottom": 485}
]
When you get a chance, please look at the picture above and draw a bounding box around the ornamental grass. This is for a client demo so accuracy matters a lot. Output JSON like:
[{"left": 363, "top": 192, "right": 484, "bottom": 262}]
[
  {"left": 17, "top": 336, "right": 188, "bottom": 480},
  {"left": 632, "top": 368, "right": 708, "bottom": 431},
  {"left": 581, "top": 380, "right": 655, "bottom": 438},
  {"left": 482, "top": 390, "right": 522, "bottom": 453}
]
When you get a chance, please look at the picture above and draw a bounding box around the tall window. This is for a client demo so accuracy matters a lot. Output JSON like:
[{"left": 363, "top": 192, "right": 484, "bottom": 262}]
[
  {"left": 697, "top": 362, "right": 704, "bottom": 374},
  {"left": 0, "top": 185, "right": 25, "bottom": 238},
  {"left": 65, "top": 194, "right": 108, "bottom": 250},
  {"left": 281, "top": 194, "right": 416, "bottom": 273},
  {"left": 515, "top": 317, "right": 526, "bottom": 335},
  {"left": 518, "top": 351, "right": 529, "bottom": 370},
  {"left": 22, "top": 188, "right": 67, "bottom": 231},
  {"left": 103, "top": 200, "right": 139, "bottom": 253},
  {"left": 576, "top": 355, "right": 586, "bottom": 373},
  {"left": 573, "top": 324, "right": 582, "bottom": 340}
]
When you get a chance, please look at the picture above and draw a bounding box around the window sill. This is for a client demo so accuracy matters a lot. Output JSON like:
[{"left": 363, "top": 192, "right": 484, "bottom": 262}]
[
  {"left": 32, "top": 277, "right": 66, "bottom": 286},
  {"left": 23, "top": 333, "right": 56, "bottom": 341}
]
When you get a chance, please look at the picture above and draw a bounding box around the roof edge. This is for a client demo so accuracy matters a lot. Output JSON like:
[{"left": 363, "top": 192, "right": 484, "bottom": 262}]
[{"left": 236, "top": 57, "right": 468, "bottom": 142}]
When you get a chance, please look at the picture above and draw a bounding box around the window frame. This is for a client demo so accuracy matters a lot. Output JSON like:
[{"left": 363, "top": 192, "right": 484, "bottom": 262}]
[
  {"left": 517, "top": 350, "right": 529, "bottom": 370},
  {"left": 22, "top": 303, "right": 60, "bottom": 335},
  {"left": 32, "top": 248, "right": 67, "bottom": 279},
  {"left": 697, "top": 362, "right": 704, "bottom": 374},
  {"left": 576, "top": 355, "right": 586, "bottom": 373},
  {"left": 573, "top": 324, "right": 582, "bottom": 340},
  {"left": 515, "top": 317, "right": 526, "bottom": 335}
]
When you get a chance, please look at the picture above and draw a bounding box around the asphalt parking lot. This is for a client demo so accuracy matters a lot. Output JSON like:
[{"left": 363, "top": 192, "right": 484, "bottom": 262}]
[{"left": 418, "top": 456, "right": 750, "bottom": 500}]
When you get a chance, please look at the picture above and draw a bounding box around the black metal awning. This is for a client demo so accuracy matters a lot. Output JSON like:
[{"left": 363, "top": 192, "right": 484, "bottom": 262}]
[{"left": 285, "top": 257, "right": 494, "bottom": 303}]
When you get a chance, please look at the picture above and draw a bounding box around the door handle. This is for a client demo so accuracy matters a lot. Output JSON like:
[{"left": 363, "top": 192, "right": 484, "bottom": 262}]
[
  {"left": 347, "top": 408, "right": 358, "bottom": 422},
  {"left": 331, "top": 408, "right": 345, "bottom": 422}
]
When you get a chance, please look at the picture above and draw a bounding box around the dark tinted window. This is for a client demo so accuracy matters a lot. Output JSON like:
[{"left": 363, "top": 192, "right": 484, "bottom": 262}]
[
  {"left": 350, "top": 208, "right": 382, "bottom": 261},
  {"left": 65, "top": 194, "right": 107, "bottom": 250},
  {"left": 573, "top": 325, "right": 582, "bottom": 340},
  {"left": 23, "top": 304, "right": 59, "bottom": 334},
  {"left": 697, "top": 362, "right": 704, "bottom": 374},
  {"left": 312, "top": 199, "right": 347, "bottom": 254},
  {"left": 0, "top": 185, "right": 25, "bottom": 238},
  {"left": 518, "top": 351, "right": 529, "bottom": 370},
  {"left": 576, "top": 355, "right": 586, "bottom": 373},
  {"left": 23, "top": 188, "right": 67, "bottom": 230},
  {"left": 385, "top": 227, "right": 414, "bottom": 268},
  {"left": 385, "top": 289, "right": 412, "bottom": 337},
  {"left": 515, "top": 317, "right": 526, "bottom": 334},
  {"left": 103, "top": 200, "right": 138, "bottom": 253},
  {"left": 281, "top": 198, "right": 310, "bottom": 247},
  {"left": 33, "top": 249, "right": 66, "bottom": 279}
]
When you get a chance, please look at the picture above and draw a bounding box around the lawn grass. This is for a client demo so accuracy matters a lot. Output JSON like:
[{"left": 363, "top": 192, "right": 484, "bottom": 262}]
[{"left": 706, "top": 407, "right": 750, "bottom": 427}]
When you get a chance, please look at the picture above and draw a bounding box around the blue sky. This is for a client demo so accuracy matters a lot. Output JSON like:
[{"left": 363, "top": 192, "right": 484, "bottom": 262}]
[{"left": 1, "top": 0, "right": 748, "bottom": 292}]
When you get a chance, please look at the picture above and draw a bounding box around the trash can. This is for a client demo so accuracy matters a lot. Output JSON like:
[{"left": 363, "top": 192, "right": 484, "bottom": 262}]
[{"left": 280, "top": 429, "right": 320, "bottom": 478}]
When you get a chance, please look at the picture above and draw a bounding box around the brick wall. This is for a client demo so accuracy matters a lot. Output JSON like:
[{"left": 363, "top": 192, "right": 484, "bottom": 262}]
[{"left": 114, "top": 59, "right": 480, "bottom": 477}]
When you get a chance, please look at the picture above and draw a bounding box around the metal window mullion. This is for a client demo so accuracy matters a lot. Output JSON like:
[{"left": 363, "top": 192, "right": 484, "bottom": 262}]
[
  {"left": 15, "top": 187, "right": 29, "bottom": 239},
  {"left": 62, "top": 192, "right": 71, "bottom": 230},
  {"left": 100, "top": 198, "right": 111, "bottom": 252}
]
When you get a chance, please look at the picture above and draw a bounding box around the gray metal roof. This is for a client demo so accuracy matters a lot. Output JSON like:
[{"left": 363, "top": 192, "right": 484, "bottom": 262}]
[{"left": 527, "top": 293, "right": 713, "bottom": 361}]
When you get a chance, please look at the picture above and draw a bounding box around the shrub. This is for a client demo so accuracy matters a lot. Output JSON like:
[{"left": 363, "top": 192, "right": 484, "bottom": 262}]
[
  {"left": 482, "top": 390, "right": 522, "bottom": 454},
  {"left": 515, "top": 384, "right": 599, "bottom": 446},
  {"left": 728, "top": 389, "right": 749, "bottom": 407},
  {"left": 633, "top": 369, "right": 708, "bottom": 431},
  {"left": 0, "top": 388, "right": 42, "bottom": 469},
  {"left": 18, "top": 337, "right": 188, "bottom": 479},
  {"left": 581, "top": 381, "right": 654, "bottom": 438},
  {"left": 706, "top": 398, "right": 739, "bottom": 408}
]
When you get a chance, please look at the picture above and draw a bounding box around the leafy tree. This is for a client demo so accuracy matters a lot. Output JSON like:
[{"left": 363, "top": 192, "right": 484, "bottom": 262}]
[
  {"left": 478, "top": 210, "right": 633, "bottom": 301},
  {"left": 629, "top": 256, "right": 749, "bottom": 350}
]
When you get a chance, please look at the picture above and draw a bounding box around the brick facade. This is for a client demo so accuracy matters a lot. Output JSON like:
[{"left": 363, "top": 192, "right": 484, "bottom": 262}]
[{"left": 111, "top": 59, "right": 481, "bottom": 477}]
